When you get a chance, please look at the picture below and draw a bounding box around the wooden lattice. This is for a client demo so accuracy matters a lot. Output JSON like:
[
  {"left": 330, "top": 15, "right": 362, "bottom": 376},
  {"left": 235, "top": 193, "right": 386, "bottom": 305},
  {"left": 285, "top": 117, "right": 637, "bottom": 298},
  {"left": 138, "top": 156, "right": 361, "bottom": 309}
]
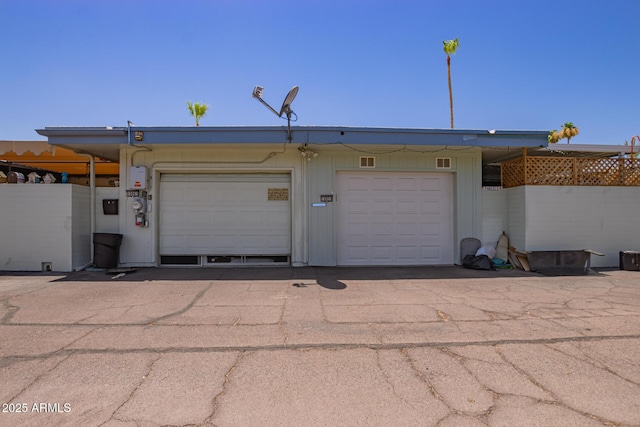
[
  {"left": 502, "top": 156, "right": 640, "bottom": 188},
  {"left": 501, "top": 158, "right": 524, "bottom": 188}
]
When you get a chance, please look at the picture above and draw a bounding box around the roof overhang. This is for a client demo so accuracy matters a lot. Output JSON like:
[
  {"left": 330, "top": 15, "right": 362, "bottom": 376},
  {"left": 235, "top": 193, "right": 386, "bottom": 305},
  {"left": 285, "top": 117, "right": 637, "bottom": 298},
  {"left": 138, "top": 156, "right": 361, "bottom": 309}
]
[{"left": 35, "top": 125, "right": 549, "bottom": 163}]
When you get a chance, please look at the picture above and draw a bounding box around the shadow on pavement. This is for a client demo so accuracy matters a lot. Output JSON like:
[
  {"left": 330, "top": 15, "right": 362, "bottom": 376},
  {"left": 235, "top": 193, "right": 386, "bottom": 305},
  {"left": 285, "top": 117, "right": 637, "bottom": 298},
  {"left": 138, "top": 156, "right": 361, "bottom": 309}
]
[{"left": 0, "top": 265, "right": 552, "bottom": 283}]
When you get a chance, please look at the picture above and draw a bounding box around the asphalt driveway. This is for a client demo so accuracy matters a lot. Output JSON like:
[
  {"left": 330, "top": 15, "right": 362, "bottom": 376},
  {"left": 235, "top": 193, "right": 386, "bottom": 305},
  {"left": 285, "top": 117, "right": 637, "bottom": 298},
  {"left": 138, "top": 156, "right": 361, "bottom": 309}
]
[{"left": 1, "top": 266, "right": 639, "bottom": 426}]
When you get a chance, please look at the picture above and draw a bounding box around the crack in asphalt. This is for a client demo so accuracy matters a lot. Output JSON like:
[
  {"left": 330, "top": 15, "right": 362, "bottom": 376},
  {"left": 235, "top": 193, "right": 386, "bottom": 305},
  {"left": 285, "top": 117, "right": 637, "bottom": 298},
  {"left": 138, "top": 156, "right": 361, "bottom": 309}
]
[
  {"left": 206, "top": 351, "right": 245, "bottom": 425},
  {"left": 0, "top": 299, "right": 19, "bottom": 324},
  {"left": 494, "top": 344, "right": 620, "bottom": 426},
  {"left": 103, "top": 353, "right": 163, "bottom": 426},
  {"left": 374, "top": 349, "right": 418, "bottom": 411},
  {"left": 145, "top": 281, "right": 215, "bottom": 325},
  {"left": 5, "top": 353, "right": 72, "bottom": 403},
  {"left": 544, "top": 341, "right": 640, "bottom": 388}
]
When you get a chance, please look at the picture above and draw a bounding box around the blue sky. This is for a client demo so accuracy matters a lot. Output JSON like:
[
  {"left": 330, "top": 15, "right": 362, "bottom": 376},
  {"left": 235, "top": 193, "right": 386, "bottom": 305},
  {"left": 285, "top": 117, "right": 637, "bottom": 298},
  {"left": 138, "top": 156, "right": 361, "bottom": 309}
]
[{"left": 1, "top": 0, "right": 639, "bottom": 145}]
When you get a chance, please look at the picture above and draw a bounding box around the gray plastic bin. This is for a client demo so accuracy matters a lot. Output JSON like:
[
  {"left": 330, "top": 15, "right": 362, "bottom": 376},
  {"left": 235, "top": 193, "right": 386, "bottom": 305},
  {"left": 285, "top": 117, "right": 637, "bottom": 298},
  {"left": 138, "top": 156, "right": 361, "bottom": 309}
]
[{"left": 620, "top": 251, "right": 640, "bottom": 271}]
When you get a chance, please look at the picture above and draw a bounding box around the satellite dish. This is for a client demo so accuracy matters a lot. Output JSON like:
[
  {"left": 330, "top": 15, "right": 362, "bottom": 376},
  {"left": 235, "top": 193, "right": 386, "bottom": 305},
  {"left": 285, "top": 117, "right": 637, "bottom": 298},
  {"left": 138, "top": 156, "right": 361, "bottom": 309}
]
[
  {"left": 279, "top": 86, "right": 299, "bottom": 118},
  {"left": 252, "top": 85, "right": 299, "bottom": 142}
]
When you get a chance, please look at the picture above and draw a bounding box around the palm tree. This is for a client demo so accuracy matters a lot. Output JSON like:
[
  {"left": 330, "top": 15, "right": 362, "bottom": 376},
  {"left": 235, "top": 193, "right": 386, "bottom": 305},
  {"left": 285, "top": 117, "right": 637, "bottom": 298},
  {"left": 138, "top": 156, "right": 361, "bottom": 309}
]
[
  {"left": 548, "top": 130, "right": 561, "bottom": 143},
  {"left": 186, "top": 101, "right": 209, "bottom": 126},
  {"left": 558, "top": 122, "right": 579, "bottom": 144},
  {"left": 443, "top": 38, "right": 460, "bottom": 129}
]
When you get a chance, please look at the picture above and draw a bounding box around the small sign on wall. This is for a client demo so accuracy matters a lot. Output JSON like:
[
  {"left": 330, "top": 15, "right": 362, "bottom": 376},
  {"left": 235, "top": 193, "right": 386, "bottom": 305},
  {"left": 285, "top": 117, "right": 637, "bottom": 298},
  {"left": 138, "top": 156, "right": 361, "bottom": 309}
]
[
  {"left": 268, "top": 188, "right": 289, "bottom": 201},
  {"left": 320, "top": 194, "right": 333, "bottom": 202}
]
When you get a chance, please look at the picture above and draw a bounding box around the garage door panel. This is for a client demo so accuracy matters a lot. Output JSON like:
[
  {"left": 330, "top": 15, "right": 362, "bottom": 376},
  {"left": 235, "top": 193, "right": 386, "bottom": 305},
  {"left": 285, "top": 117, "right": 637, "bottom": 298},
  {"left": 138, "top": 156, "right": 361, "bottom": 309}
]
[
  {"left": 187, "top": 235, "right": 209, "bottom": 250},
  {"left": 422, "top": 200, "right": 441, "bottom": 214},
  {"left": 346, "top": 176, "right": 369, "bottom": 190},
  {"left": 187, "top": 210, "right": 211, "bottom": 226},
  {"left": 372, "top": 177, "right": 393, "bottom": 190},
  {"left": 160, "top": 235, "right": 185, "bottom": 251},
  {"left": 371, "top": 200, "right": 393, "bottom": 213},
  {"left": 160, "top": 174, "right": 290, "bottom": 256},
  {"left": 421, "top": 177, "right": 442, "bottom": 191},
  {"left": 371, "top": 246, "right": 393, "bottom": 261},
  {"left": 397, "top": 177, "right": 418, "bottom": 191},
  {"left": 421, "top": 222, "right": 441, "bottom": 236},
  {"left": 337, "top": 172, "right": 453, "bottom": 265},
  {"left": 397, "top": 246, "right": 418, "bottom": 260}
]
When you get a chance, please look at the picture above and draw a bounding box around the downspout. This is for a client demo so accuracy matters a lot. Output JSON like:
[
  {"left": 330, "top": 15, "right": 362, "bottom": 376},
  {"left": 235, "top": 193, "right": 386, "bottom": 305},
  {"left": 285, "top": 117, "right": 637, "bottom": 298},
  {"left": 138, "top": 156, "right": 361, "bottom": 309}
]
[{"left": 76, "top": 153, "right": 95, "bottom": 270}]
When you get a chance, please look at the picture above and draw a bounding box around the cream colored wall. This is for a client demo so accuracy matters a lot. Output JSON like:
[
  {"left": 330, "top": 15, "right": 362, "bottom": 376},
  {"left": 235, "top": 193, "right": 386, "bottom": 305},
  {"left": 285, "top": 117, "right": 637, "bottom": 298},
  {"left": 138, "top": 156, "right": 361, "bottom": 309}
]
[
  {"left": 521, "top": 186, "right": 640, "bottom": 267},
  {"left": 0, "top": 184, "right": 91, "bottom": 271},
  {"left": 481, "top": 188, "right": 507, "bottom": 247}
]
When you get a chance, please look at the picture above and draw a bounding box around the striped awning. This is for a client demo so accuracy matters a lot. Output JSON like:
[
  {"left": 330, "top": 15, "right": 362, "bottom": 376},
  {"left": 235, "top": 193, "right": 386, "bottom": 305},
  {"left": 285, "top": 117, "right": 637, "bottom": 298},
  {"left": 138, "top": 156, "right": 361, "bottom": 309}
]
[{"left": 0, "top": 140, "right": 55, "bottom": 156}]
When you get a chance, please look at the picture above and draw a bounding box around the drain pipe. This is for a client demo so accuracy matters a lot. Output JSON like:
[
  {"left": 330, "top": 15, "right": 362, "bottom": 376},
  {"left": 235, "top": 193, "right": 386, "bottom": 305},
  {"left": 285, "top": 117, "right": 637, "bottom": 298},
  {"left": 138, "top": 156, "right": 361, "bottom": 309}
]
[{"left": 76, "top": 153, "right": 96, "bottom": 270}]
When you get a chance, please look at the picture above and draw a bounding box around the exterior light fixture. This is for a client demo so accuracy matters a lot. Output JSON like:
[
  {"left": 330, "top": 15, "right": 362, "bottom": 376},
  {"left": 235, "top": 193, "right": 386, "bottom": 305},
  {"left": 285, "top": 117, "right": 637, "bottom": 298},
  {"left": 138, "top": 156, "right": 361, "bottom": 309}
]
[{"left": 298, "top": 144, "right": 318, "bottom": 161}]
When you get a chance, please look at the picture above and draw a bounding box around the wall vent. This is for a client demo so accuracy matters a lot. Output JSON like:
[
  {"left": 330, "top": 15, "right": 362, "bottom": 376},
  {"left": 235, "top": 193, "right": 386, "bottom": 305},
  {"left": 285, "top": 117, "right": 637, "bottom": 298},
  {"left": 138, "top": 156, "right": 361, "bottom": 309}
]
[
  {"left": 436, "top": 157, "right": 452, "bottom": 169},
  {"left": 360, "top": 157, "right": 375, "bottom": 168}
]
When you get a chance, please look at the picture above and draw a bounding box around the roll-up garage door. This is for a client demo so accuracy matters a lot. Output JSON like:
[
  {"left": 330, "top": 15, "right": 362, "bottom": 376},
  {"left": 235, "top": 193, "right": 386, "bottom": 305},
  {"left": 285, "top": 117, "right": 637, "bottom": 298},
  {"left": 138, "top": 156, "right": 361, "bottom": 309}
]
[
  {"left": 336, "top": 172, "right": 454, "bottom": 265},
  {"left": 159, "top": 173, "right": 291, "bottom": 257}
]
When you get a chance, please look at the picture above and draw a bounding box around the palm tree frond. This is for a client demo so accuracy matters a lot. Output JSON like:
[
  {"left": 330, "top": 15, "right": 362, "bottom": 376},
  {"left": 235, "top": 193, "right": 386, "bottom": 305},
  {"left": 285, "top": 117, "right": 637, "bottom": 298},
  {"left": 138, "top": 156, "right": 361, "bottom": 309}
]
[
  {"left": 186, "top": 100, "right": 209, "bottom": 126},
  {"left": 443, "top": 38, "right": 459, "bottom": 55}
]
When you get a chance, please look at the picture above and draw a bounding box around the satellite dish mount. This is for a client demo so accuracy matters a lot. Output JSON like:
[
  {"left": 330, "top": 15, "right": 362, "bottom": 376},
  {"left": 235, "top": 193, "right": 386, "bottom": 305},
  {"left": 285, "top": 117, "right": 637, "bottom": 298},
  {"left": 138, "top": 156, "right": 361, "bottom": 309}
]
[{"left": 252, "top": 85, "right": 299, "bottom": 143}]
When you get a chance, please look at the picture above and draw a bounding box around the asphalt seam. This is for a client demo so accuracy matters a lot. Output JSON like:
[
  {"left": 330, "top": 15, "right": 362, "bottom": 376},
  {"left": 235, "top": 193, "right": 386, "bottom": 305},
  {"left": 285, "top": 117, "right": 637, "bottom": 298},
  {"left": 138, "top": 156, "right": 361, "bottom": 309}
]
[
  {"left": 3, "top": 333, "right": 639, "bottom": 362},
  {"left": 4, "top": 310, "right": 638, "bottom": 327}
]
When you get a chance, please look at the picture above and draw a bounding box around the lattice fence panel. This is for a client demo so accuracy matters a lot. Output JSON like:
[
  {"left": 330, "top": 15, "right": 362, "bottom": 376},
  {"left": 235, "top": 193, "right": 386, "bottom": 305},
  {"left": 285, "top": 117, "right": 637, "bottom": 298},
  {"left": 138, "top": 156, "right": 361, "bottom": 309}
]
[
  {"left": 501, "top": 158, "right": 524, "bottom": 188},
  {"left": 500, "top": 156, "right": 640, "bottom": 187},
  {"left": 576, "top": 158, "right": 640, "bottom": 186},
  {"left": 617, "top": 159, "right": 640, "bottom": 185},
  {"left": 576, "top": 158, "right": 619, "bottom": 185},
  {"left": 525, "top": 157, "right": 574, "bottom": 185}
]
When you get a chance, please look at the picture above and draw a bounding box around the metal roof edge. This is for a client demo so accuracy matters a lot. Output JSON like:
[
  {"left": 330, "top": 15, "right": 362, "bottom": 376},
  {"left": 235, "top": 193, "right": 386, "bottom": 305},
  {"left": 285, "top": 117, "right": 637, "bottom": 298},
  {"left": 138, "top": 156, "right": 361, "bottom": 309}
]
[{"left": 36, "top": 125, "right": 548, "bottom": 137}]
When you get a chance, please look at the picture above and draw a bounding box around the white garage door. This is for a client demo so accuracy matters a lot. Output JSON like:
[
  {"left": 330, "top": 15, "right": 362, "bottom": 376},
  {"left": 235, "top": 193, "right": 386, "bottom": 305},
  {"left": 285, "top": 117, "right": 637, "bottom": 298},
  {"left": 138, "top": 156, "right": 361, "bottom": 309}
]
[
  {"left": 336, "top": 172, "right": 454, "bottom": 265},
  {"left": 159, "top": 174, "right": 291, "bottom": 257}
]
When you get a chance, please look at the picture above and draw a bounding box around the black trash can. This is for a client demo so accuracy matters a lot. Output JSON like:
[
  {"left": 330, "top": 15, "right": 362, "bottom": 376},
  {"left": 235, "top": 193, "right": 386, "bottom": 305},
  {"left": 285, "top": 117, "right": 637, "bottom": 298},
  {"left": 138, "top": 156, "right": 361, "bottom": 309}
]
[
  {"left": 619, "top": 251, "right": 640, "bottom": 271},
  {"left": 93, "top": 233, "right": 123, "bottom": 269}
]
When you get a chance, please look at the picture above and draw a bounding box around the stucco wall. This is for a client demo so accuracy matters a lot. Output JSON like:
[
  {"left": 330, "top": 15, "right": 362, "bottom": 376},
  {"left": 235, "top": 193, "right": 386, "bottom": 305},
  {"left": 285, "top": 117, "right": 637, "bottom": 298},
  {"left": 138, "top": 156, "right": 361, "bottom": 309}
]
[
  {"left": 521, "top": 186, "right": 640, "bottom": 267},
  {"left": 505, "top": 187, "right": 526, "bottom": 251},
  {"left": 0, "top": 184, "right": 90, "bottom": 271}
]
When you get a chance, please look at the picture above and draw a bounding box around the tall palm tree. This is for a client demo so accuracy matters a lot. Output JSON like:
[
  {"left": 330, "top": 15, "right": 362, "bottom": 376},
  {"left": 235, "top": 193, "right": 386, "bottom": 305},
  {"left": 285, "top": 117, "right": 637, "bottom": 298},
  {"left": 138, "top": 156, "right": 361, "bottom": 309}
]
[
  {"left": 548, "top": 129, "right": 561, "bottom": 143},
  {"left": 443, "top": 38, "right": 459, "bottom": 129},
  {"left": 558, "top": 122, "right": 579, "bottom": 144},
  {"left": 186, "top": 101, "right": 209, "bottom": 126}
]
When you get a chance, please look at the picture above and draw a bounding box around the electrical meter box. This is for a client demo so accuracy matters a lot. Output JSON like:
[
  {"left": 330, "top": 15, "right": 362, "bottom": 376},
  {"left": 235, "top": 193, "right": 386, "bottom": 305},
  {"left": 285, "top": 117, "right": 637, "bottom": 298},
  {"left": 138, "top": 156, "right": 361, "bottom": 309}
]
[{"left": 129, "top": 166, "right": 148, "bottom": 190}]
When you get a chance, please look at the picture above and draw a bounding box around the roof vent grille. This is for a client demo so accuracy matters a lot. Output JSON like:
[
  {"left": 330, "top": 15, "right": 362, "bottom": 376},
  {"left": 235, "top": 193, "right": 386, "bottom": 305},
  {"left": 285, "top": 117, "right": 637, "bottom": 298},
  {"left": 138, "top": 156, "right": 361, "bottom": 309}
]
[
  {"left": 436, "top": 157, "right": 452, "bottom": 169},
  {"left": 360, "top": 157, "right": 375, "bottom": 168}
]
